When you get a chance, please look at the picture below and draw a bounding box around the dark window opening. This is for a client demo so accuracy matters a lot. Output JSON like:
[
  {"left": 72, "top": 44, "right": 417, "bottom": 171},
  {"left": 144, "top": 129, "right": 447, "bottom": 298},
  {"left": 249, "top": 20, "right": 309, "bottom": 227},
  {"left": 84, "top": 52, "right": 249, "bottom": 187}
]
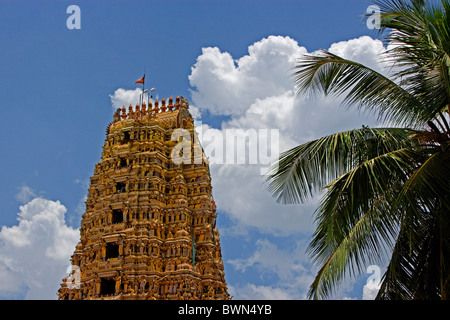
[
  {"left": 100, "top": 278, "right": 116, "bottom": 296},
  {"left": 116, "top": 182, "right": 126, "bottom": 193},
  {"left": 123, "top": 131, "right": 131, "bottom": 142},
  {"left": 106, "top": 243, "right": 119, "bottom": 259},
  {"left": 112, "top": 209, "right": 123, "bottom": 224},
  {"left": 119, "top": 158, "right": 127, "bottom": 167}
]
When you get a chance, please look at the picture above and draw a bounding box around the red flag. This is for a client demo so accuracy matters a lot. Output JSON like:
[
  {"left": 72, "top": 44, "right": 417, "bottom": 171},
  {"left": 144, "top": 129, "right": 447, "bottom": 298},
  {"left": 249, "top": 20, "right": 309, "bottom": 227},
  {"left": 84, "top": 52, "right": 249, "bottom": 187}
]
[{"left": 135, "top": 76, "right": 145, "bottom": 84}]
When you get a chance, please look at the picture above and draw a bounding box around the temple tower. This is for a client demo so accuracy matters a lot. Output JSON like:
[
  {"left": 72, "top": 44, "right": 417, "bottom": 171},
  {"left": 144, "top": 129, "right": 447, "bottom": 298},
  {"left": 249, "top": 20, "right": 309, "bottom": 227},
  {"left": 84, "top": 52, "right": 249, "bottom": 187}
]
[{"left": 58, "top": 96, "right": 230, "bottom": 300}]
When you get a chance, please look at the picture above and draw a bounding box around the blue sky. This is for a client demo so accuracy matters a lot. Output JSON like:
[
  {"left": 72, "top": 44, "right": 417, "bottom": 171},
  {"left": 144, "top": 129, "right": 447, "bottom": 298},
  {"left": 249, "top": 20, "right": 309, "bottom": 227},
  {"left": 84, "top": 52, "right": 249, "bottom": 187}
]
[{"left": 0, "top": 0, "right": 387, "bottom": 299}]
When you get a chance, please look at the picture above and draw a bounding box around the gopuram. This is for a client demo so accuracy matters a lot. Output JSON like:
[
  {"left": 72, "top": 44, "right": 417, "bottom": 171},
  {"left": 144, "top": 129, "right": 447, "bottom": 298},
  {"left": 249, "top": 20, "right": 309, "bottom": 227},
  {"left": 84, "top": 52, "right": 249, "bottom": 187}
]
[{"left": 58, "top": 96, "right": 230, "bottom": 300}]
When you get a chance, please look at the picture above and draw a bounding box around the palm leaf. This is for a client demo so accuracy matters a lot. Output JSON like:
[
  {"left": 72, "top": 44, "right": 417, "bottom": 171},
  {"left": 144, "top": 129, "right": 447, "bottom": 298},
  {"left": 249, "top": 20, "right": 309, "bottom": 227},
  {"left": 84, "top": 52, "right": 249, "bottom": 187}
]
[
  {"left": 377, "top": 196, "right": 445, "bottom": 300},
  {"left": 376, "top": 0, "right": 450, "bottom": 119},
  {"left": 307, "top": 146, "right": 416, "bottom": 299},
  {"left": 267, "top": 127, "right": 413, "bottom": 205},
  {"left": 293, "top": 51, "right": 425, "bottom": 127}
]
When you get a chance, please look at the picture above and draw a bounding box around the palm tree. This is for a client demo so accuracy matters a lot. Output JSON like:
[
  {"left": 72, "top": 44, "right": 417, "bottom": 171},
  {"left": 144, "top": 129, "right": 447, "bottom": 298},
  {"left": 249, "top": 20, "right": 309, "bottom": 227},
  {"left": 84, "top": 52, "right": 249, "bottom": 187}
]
[{"left": 268, "top": 0, "right": 450, "bottom": 300}]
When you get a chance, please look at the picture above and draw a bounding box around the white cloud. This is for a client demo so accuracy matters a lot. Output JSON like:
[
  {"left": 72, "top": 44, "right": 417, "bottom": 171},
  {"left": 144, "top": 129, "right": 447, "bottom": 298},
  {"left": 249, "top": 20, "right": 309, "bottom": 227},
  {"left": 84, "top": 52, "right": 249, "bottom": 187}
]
[
  {"left": 189, "top": 35, "right": 389, "bottom": 299},
  {"left": 0, "top": 197, "right": 79, "bottom": 299},
  {"left": 190, "top": 35, "right": 386, "bottom": 236},
  {"left": 328, "top": 36, "right": 387, "bottom": 71},
  {"left": 229, "top": 239, "right": 309, "bottom": 280},
  {"left": 15, "top": 185, "right": 37, "bottom": 204},
  {"left": 189, "top": 36, "right": 308, "bottom": 116},
  {"left": 229, "top": 283, "right": 303, "bottom": 300},
  {"left": 210, "top": 164, "right": 319, "bottom": 235},
  {"left": 363, "top": 283, "right": 381, "bottom": 300},
  {"left": 227, "top": 239, "right": 314, "bottom": 299},
  {"left": 109, "top": 88, "right": 143, "bottom": 111}
]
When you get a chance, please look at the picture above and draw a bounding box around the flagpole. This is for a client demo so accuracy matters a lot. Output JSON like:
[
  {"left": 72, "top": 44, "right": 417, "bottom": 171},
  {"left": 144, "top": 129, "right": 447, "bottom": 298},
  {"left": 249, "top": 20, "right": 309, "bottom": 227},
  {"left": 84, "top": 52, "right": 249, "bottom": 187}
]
[
  {"left": 143, "top": 66, "right": 146, "bottom": 104},
  {"left": 135, "top": 70, "right": 146, "bottom": 106}
]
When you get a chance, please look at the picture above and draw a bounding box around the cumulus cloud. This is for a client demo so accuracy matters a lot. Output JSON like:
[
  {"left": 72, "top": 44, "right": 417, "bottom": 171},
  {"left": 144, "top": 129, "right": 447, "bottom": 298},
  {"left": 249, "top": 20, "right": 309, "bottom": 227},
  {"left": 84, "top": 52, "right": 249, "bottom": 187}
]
[
  {"left": 229, "top": 239, "right": 309, "bottom": 280},
  {"left": 363, "top": 283, "right": 381, "bottom": 300},
  {"left": 109, "top": 88, "right": 143, "bottom": 111},
  {"left": 210, "top": 164, "right": 319, "bottom": 235},
  {"left": 227, "top": 239, "right": 314, "bottom": 299},
  {"left": 189, "top": 36, "right": 308, "bottom": 116},
  {"left": 190, "top": 35, "right": 386, "bottom": 235},
  {"left": 189, "top": 35, "right": 389, "bottom": 299},
  {"left": 0, "top": 196, "right": 79, "bottom": 299},
  {"left": 328, "top": 36, "right": 387, "bottom": 71},
  {"left": 229, "top": 283, "right": 303, "bottom": 300},
  {"left": 15, "top": 185, "right": 37, "bottom": 204}
]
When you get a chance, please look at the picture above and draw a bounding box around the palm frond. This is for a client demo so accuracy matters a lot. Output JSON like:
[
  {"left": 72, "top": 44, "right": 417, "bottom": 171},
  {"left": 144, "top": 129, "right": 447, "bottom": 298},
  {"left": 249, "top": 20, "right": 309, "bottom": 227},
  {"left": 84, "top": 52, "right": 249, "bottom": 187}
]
[
  {"left": 296, "top": 0, "right": 450, "bottom": 128},
  {"left": 401, "top": 148, "right": 450, "bottom": 210},
  {"left": 293, "top": 50, "right": 425, "bottom": 127},
  {"left": 377, "top": 196, "right": 446, "bottom": 300},
  {"left": 307, "top": 146, "right": 416, "bottom": 299},
  {"left": 267, "top": 128, "right": 413, "bottom": 205},
  {"left": 377, "top": 0, "right": 450, "bottom": 119}
]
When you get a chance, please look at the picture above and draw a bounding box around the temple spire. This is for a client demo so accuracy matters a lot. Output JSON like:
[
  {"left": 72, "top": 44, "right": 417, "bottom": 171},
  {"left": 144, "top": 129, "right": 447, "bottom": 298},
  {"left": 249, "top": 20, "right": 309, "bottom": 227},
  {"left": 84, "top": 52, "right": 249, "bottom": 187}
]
[{"left": 58, "top": 95, "right": 229, "bottom": 300}]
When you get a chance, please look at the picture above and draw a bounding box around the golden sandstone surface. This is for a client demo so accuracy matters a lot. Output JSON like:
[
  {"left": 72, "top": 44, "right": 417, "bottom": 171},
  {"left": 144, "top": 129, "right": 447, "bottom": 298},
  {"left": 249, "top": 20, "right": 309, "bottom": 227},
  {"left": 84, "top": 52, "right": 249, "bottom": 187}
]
[{"left": 58, "top": 96, "right": 230, "bottom": 300}]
